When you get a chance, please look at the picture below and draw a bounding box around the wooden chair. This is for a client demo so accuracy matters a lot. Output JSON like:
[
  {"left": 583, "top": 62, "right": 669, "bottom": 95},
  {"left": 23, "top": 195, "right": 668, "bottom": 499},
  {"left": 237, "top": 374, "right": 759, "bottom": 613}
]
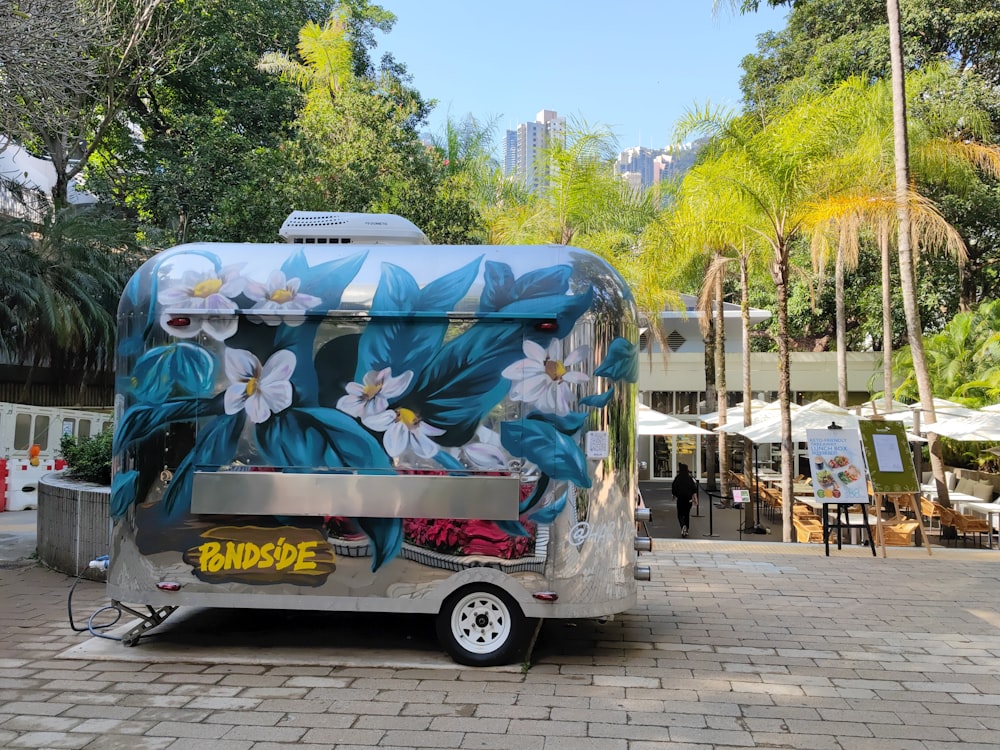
[
  {"left": 950, "top": 509, "right": 991, "bottom": 548},
  {"left": 762, "top": 487, "right": 783, "bottom": 522},
  {"left": 936, "top": 503, "right": 991, "bottom": 547},
  {"left": 919, "top": 496, "right": 942, "bottom": 530},
  {"left": 793, "top": 516, "right": 827, "bottom": 544}
]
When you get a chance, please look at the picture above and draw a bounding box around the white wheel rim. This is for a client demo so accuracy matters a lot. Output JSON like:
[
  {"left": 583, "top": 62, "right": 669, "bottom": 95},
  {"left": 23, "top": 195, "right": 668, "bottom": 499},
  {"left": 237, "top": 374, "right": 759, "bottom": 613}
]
[{"left": 449, "top": 591, "right": 512, "bottom": 655}]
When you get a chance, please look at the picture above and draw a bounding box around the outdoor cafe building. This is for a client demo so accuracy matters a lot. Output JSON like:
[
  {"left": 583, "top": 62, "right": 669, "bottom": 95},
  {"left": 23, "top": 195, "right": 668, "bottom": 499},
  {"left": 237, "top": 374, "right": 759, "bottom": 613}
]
[{"left": 639, "top": 295, "right": 885, "bottom": 482}]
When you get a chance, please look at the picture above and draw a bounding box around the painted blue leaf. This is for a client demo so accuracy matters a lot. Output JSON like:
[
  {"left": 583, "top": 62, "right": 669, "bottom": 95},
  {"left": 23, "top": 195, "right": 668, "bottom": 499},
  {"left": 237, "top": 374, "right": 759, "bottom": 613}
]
[
  {"left": 480, "top": 262, "right": 572, "bottom": 312},
  {"left": 117, "top": 333, "right": 143, "bottom": 358},
  {"left": 406, "top": 291, "right": 591, "bottom": 446},
  {"left": 356, "top": 517, "right": 404, "bottom": 572},
  {"left": 500, "top": 421, "right": 591, "bottom": 488},
  {"left": 580, "top": 389, "right": 615, "bottom": 408},
  {"left": 417, "top": 255, "right": 482, "bottom": 310},
  {"left": 527, "top": 411, "right": 588, "bottom": 435},
  {"left": 256, "top": 407, "right": 392, "bottom": 470},
  {"left": 405, "top": 321, "right": 523, "bottom": 446},
  {"left": 594, "top": 337, "right": 638, "bottom": 383},
  {"left": 160, "top": 412, "right": 246, "bottom": 518},
  {"left": 434, "top": 450, "right": 466, "bottom": 471},
  {"left": 356, "top": 258, "right": 481, "bottom": 383},
  {"left": 520, "top": 475, "right": 550, "bottom": 514},
  {"left": 129, "top": 342, "right": 216, "bottom": 404},
  {"left": 114, "top": 396, "right": 220, "bottom": 454},
  {"left": 281, "top": 249, "right": 367, "bottom": 310},
  {"left": 110, "top": 470, "right": 138, "bottom": 520},
  {"left": 355, "top": 265, "right": 421, "bottom": 379},
  {"left": 480, "top": 262, "right": 516, "bottom": 311},
  {"left": 513, "top": 265, "right": 572, "bottom": 303},
  {"left": 499, "top": 291, "right": 593, "bottom": 346},
  {"left": 528, "top": 492, "right": 567, "bottom": 525}
]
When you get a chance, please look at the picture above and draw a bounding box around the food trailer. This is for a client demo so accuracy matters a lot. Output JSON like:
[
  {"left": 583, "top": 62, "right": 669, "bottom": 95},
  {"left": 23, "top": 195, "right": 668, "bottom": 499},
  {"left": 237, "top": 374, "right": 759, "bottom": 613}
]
[{"left": 108, "top": 212, "right": 648, "bottom": 666}]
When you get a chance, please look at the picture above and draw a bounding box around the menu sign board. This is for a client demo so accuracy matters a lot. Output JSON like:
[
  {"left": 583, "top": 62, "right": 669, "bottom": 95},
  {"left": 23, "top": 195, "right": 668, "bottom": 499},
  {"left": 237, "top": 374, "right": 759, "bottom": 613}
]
[
  {"left": 858, "top": 420, "right": 919, "bottom": 493},
  {"left": 805, "top": 428, "right": 869, "bottom": 503}
]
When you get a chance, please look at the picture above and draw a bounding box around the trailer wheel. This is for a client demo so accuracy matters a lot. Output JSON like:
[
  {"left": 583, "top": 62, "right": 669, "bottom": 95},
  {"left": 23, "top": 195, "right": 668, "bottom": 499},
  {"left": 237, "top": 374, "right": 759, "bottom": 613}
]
[{"left": 436, "top": 585, "right": 529, "bottom": 667}]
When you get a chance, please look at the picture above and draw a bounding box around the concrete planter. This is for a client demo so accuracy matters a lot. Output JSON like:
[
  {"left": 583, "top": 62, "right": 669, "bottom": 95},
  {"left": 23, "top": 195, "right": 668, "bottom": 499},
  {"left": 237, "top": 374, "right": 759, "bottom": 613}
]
[{"left": 37, "top": 472, "right": 110, "bottom": 582}]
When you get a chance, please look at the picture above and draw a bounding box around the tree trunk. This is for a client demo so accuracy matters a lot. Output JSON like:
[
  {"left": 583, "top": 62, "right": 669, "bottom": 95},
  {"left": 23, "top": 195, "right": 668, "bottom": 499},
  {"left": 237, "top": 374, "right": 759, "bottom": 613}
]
[
  {"left": 704, "top": 316, "right": 717, "bottom": 491},
  {"left": 836, "top": 240, "right": 848, "bottom": 407},
  {"left": 887, "top": 0, "right": 948, "bottom": 504},
  {"left": 740, "top": 253, "right": 755, "bottom": 529},
  {"left": 880, "top": 225, "right": 893, "bottom": 411},
  {"left": 773, "top": 243, "right": 793, "bottom": 543},
  {"left": 715, "top": 268, "right": 729, "bottom": 503}
]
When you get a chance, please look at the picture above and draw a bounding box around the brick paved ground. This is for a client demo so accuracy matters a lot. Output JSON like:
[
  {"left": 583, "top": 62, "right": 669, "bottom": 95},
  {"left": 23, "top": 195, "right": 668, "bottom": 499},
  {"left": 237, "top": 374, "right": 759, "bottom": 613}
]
[{"left": 3, "top": 538, "right": 1000, "bottom": 749}]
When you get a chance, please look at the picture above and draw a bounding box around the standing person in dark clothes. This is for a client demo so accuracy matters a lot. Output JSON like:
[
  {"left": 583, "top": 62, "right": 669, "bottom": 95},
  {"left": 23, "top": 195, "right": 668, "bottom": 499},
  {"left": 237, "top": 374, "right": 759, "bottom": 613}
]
[{"left": 671, "top": 463, "right": 698, "bottom": 537}]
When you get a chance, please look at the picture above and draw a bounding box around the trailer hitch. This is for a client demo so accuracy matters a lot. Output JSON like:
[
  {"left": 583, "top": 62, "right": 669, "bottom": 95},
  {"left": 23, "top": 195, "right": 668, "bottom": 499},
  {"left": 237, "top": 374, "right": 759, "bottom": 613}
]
[{"left": 112, "top": 601, "right": 179, "bottom": 647}]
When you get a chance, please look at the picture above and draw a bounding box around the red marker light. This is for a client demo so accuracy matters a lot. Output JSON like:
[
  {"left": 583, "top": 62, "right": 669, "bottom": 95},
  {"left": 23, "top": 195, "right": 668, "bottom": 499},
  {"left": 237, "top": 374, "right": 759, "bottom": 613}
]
[
  {"left": 532, "top": 591, "right": 558, "bottom": 602},
  {"left": 534, "top": 321, "right": 558, "bottom": 332},
  {"left": 166, "top": 317, "right": 191, "bottom": 328},
  {"left": 156, "top": 582, "right": 181, "bottom": 591}
]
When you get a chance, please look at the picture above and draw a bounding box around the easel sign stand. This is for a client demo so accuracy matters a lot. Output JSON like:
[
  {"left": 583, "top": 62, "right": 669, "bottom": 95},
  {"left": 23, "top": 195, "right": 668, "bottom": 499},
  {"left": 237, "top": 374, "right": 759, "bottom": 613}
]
[
  {"left": 858, "top": 420, "right": 932, "bottom": 558},
  {"left": 806, "top": 425, "right": 876, "bottom": 556}
]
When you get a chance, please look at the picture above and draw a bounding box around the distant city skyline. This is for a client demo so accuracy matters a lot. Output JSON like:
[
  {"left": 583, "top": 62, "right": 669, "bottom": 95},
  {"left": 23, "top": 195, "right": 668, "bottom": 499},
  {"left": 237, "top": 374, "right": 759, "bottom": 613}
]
[{"left": 375, "top": 1, "right": 789, "bottom": 151}]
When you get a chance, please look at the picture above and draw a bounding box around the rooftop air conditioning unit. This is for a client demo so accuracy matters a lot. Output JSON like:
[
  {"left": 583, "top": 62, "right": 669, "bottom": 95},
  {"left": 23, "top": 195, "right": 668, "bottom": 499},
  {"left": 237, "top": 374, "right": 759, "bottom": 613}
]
[{"left": 278, "top": 211, "right": 429, "bottom": 245}]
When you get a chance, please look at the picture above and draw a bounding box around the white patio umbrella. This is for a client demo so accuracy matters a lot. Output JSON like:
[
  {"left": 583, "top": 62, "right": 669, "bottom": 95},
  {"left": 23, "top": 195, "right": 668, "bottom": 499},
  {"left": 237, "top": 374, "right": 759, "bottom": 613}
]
[
  {"left": 921, "top": 411, "right": 1000, "bottom": 442},
  {"left": 726, "top": 398, "right": 927, "bottom": 444},
  {"left": 856, "top": 399, "right": 913, "bottom": 419},
  {"left": 713, "top": 400, "right": 794, "bottom": 433},
  {"left": 700, "top": 399, "right": 771, "bottom": 425},
  {"left": 737, "top": 402, "right": 859, "bottom": 444},
  {"left": 637, "top": 403, "right": 714, "bottom": 436}
]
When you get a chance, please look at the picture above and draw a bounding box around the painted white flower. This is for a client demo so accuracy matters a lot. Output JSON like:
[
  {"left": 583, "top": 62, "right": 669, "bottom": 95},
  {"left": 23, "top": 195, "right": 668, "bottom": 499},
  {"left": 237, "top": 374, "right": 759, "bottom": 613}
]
[
  {"left": 244, "top": 270, "right": 322, "bottom": 326},
  {"left": 363, "top": 407, "right": 445, "bottom": 459},
  {"left": 224, "top": 348, "right": 296, "bottom": 423},
  {"left": 336, "top": 367, "right": 413, "bottom": 419},
  {"left": 158, "top": 263, "right": 246, "bottom": 340},
  {"left": 461, "top": 425, "right": 510, "bottom": 470},
  {"left": 501, "top": 339, "right": 591, "bottom": 415}
]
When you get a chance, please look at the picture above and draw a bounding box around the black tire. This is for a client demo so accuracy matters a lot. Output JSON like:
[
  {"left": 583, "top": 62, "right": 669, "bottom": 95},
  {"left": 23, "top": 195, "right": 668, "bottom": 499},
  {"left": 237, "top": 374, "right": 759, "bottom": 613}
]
[{"left": 435, "top": 584, "right": 530, "bottom": 667}]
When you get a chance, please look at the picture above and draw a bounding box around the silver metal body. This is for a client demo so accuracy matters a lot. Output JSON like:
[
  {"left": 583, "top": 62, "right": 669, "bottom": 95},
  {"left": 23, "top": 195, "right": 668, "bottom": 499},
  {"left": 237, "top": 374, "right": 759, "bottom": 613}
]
[{"left": 109, "top": 238, "right": 640, "bottom": 620}]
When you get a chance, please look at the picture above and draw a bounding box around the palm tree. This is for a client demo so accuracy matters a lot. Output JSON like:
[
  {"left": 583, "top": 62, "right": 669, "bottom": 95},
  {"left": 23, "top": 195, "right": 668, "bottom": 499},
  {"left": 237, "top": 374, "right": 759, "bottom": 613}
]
[
  {"left": 801, "top": 72, "right": 996, "bottom": 416},
  {"left": 674, "top": 95, "right": 852, "bottom": 542},
  {"left": 485, "top": 121, "right": 665, "bottom": 319},
  {"left": 0, "top": 203, "right": 141, "bottom": 399},
  {"left": 258, "top": 15, "right": 354, "bottom": 102}
]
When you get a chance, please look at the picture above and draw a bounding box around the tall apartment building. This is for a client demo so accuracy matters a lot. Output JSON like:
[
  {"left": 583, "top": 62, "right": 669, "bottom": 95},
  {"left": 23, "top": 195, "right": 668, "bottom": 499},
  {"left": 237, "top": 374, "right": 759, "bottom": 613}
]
[
  {"left": 615, "top": 146, "right": 659, "bottom": 192},
  {"left": 504, "top": 109, "right": 566, "bottom": 193},
  {"left": 503, "top": 130, "right": 517, "bottom": 177},
  {"left": 615, "top": 139, "right": 707, "bottom": 191}
]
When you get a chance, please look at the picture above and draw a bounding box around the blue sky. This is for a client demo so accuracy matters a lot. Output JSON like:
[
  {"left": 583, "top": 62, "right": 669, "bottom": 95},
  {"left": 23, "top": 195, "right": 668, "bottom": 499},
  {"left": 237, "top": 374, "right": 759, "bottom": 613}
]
[{"left": 374, "top": 1, "right": 789, "bottom": 151}]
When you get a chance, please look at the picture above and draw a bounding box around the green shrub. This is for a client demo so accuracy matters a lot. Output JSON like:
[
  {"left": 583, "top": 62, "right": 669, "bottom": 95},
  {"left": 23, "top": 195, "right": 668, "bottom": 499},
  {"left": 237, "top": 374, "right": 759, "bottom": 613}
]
[{"left": 59, "top": 429, "right": 113, "bottom": 485}]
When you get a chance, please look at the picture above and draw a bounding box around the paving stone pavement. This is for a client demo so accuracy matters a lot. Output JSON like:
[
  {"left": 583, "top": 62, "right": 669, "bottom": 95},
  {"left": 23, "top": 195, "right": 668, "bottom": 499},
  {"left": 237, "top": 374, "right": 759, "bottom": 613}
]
[{"left": 2, "top": 539, "right": 1000, "bottom": 749}]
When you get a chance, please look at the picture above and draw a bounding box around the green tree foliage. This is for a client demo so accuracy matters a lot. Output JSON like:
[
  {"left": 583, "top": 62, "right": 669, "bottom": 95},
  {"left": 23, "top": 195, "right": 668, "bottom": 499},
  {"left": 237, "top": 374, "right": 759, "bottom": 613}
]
[
  {"left": 0, "top": 201, "right": 142, "bottom": 376},
  {"left": 484, "top": 120, "right": 662, "bottom": 316},
  {"left": 740, "top": 0, "right": 1000, "bottom": 318},
  {"left": 1, "top": 0, "right": 193, "bottom": 210},
  {"left": 85, "top": 0, "right": 339, "bottom": 245},
  {"left": 740, "top": 0, "right": 1000, "bottom": 117},
  {"left": 258, "top": 9, "right": 482, "bottom": 244},
  {"left": 894, "top": 300, "right": 1000, "bottom": 406}
]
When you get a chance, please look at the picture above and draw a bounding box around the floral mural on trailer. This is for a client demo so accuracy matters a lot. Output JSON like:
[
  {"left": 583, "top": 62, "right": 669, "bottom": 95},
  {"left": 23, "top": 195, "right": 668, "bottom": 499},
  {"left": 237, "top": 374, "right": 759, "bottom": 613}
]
[{"left": 112, "top": 248, "right": 637, "bottom": 573}]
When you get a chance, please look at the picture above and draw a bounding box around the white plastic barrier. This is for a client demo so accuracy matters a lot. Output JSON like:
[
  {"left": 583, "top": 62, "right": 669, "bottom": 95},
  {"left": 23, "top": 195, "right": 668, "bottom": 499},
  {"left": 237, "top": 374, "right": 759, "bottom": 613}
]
[{"left": 6, "top": 459, "right": 57, "bottom": 511}]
